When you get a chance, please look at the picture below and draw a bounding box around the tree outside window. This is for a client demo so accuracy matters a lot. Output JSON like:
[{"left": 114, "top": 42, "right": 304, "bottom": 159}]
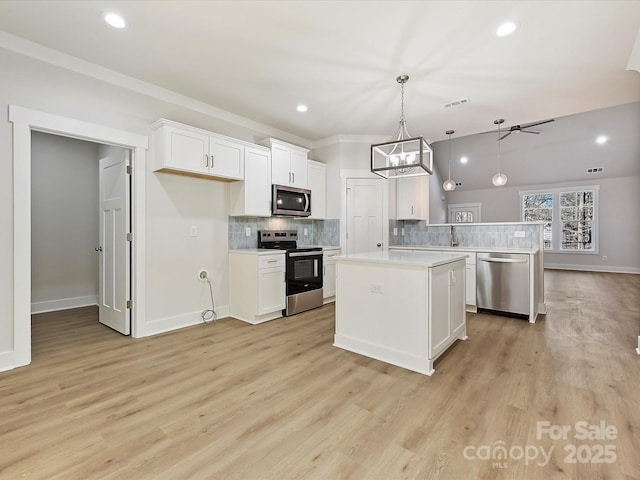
[{"left": 521, "top": 187, "right": 598, "bottom": 253}]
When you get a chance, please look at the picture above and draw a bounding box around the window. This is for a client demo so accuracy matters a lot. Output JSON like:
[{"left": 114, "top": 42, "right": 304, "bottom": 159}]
[{"left": 520, "top": 186, "right": 598, "bottom": 253}]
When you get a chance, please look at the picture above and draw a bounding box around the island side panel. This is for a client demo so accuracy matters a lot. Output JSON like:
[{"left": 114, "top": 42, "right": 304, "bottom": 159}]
[{"left": 334, "top": 261, "right": 431, "bottom": 375}]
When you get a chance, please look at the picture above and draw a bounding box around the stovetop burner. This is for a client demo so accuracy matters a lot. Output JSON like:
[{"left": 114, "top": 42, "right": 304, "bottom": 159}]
[{"left": 258, "top": 230, "right": 321, "bottom": 252}]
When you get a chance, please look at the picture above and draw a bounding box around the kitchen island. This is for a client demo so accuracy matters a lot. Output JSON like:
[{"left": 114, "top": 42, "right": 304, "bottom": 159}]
[{"left": 334, "top": 250, "right": 467, "bottom": 376}]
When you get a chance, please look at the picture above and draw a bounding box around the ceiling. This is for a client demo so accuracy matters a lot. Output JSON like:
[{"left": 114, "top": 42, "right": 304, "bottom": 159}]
[{"left": 0, "top": 1, "right": 639, "bottom": 190}]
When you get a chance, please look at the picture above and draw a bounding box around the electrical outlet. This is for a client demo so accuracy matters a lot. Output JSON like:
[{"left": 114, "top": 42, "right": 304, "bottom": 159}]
[
  {"left": 190, "top": 225, "right": 198, "bottom": 237},
  {"left": 514, "top": 231, "right": 525, "bottom": 238},
  {"left": 370, "top": 283, "right": 383, "bottom": 294},
  {"left": 602, "top": 256, "right": 608, "bottom": 261},
  {"left": 303, "top": 228, "right": 308, "bottom": 236},
  {"left": 401, "top": 228, "right": 405, "bottom": 236},
  {"left": 198, "top": 269, "right": 209, "bottom": 281},
  {"left": 245, "top": 227, "right": 251, "bottom": 236},
  {"left": 393, "top": 227, "right": 398, "bottom": 236}
]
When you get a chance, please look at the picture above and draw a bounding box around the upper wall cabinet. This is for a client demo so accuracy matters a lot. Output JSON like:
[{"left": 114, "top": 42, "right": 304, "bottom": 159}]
[
  {"left": 229, "top": 146, "right": 272, "bottom": 217},
  {"left": 261, "top": 138, "right": 309, "bottom": 188},
  {"left": 308, "top": 160, "right": 327, "bottom": 219},
  {"left": 396, "top": 175, "right": 430, "bottom": 221},
  {"left": 152, "top": 119, "right": 244, "bottom": 181}
]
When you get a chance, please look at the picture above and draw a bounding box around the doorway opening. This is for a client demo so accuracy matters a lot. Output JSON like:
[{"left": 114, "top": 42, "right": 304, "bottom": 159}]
[
  {"left": 9, "top": 105, "right": 148, "bottom": 370},
  {"left": 31, "top": 132, "right": 132, "bottom": 335}
]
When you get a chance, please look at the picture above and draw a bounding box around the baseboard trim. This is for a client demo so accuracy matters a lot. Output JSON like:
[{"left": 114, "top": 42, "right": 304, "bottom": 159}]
[
  {"left": 31, "top": 295, "right": 98, "bottom": 314},
  {"left": 544, "top": 264, "right": 640, "bottom": 274},
  {"left": 0, "top": 350, "right": 16, "bottom": 372},
  {"left": 145, "top": 305, "right": 230, "bottom": 337}
]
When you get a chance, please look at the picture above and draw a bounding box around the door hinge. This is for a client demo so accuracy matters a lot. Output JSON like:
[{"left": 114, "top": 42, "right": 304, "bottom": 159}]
[
  {"left": 126, "top": 232, "right": 133, "bottom": 241},
  {"left": 126, "top": 300, "right": 132, "bottom": 309},
  {"left": 126, "top": 165, "right": 132, "bottom": 175}
]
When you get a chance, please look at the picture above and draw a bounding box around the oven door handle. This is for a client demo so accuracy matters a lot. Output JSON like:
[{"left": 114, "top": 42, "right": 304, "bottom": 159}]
[{"left": 288, "top": 251, "right": 321, "bottom": 258}]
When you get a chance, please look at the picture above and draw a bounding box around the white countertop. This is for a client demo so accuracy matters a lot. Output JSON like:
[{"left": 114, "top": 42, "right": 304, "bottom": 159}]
[
  {"left": 391, "top": 246, "right": 539, "bottom": 254},
  {"left": 336, "top": 250, "right": 468, "bottom": 268}
]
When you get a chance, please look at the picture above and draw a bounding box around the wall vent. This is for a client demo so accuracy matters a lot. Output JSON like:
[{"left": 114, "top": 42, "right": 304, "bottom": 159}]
[
  {"left": 586, "top": 167, "right": 604, "bottom": 174},
  {"left": 443, "top": 97, "right": 470, "bottom": 108}
]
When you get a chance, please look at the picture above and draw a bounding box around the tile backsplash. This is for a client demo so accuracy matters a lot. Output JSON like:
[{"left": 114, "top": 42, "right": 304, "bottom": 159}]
[
  {"left": 389, "top": 221, "right": 543, "bottom": 250},
  {"left": 229, "top": 217, "right": 339, "bottom": 249}
]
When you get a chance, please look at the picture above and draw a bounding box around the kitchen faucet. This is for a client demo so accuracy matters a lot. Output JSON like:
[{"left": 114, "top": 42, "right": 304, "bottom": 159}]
[{"left": 450, "top": 225, "right": 458, "bottom": 247}]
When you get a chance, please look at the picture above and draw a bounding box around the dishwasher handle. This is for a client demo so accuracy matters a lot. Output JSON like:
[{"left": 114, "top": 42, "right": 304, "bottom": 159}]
[{"left": 478, "top": 257, "right": 528, "bottom": 264}]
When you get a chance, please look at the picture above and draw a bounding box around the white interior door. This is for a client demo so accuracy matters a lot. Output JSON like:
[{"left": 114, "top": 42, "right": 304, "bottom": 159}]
[
  {"left": 448, "top": 203, "right": 481, "bottom": 223},
  {"left": 346, "top": 178, "right": 384, "bottom": 254},
  {"left": 98, "top": 150, "right": 130, "bottom": 334}
]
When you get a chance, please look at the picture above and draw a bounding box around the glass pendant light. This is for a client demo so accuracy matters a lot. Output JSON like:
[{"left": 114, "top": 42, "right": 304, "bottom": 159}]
[
  {"left": 442, "top": 129, "right": 456, "bottom": 192},
  {"left": 492, "top": 119, "right": 508, "bottom": 187}
]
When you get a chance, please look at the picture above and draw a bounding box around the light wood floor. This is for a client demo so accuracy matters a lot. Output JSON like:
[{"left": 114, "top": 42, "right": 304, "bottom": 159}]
[{"left": 1, "top": 270, "right": 639, "bottom": 479}]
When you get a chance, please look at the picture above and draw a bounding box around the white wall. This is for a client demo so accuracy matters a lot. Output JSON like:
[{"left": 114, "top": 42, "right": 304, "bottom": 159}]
[
  {"left": 31, "top": 132, "right": 99, "bottom": 313},
  {"left": 0, "top": 46, "right": 304, "bottom": 361},
  {"left": 445, "top": 176, "right": 640, "bottom": 272}
]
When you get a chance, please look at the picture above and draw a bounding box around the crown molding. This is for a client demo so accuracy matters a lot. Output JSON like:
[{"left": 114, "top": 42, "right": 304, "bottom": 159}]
[{"left": 0, "top": 30, "right": 311, "bottom": 146}]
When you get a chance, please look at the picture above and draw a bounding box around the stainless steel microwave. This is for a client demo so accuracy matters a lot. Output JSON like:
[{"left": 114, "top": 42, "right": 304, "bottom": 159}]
[{"left": 272, "top": 184, "right": 311, "bottom": 217}]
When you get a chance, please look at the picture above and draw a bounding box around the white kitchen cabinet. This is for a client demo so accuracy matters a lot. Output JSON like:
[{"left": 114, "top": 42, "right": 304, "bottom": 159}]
[
  {"left": 396, "top": 176, "right": 429, "bottom": 220},
  {"left": 429, "top": 260, "right": 466, "bottom": 359},
  {"left": 229, "top": 251, "right": 285, "bottom": 324},
  {"left": 263, "top": 138, "right": 309, "bottom": 187},
  {"left": 334, "top": 251, "right": 467, "bottom": 376},
  {"left": 152, "top": 119, "right": 244, "bottom": 181},
  {"left": 308, "top": 160, "right": 327, "bottom": 219},
  {"left": 465, "top": 254, "right": 477, "bottom": 310},
  {"left": 229, "top": 146, "right": 272, "bottom": 217},
  {"left": 322, "top": 248, "right": 341, "bottom": 302}
]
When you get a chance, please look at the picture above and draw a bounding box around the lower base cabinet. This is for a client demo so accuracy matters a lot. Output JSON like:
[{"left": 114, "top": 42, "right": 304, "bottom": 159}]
[
  {"left": 229, "top": 252, "right": 285, "bottom": 324},
  {"left": 323, "top": 248, "right": 341, "bottom": 303}
]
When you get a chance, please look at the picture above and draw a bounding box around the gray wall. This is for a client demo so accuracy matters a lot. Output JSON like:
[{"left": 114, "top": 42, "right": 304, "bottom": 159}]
[
  {"left": 444, "top": 176, "right": 640, "bottom": 273},
  {"left": 31, "top": 132, "right": 99, "bottom": 312}
]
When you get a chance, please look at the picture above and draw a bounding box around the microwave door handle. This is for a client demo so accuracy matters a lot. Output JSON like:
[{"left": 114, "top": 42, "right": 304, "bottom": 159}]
[{"left": 304, "top": 193, "right": 309, "bottom": 213}]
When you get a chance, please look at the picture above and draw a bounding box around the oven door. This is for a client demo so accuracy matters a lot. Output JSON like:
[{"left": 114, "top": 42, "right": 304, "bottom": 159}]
[{"left": 286, "top": 251, "right": 323, "bottom": 295}]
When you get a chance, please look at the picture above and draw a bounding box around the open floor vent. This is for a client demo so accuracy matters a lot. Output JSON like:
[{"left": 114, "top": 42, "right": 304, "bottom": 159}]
[
  {"left": 443, "top": 97, "right": 470, "bottom": 108},
  {"left": 587, "top": 167, "right": 604, "bottom": 174}
]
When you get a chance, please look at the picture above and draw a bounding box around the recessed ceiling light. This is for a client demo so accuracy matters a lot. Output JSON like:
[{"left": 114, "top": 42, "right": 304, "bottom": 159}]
[
  {"left": 296, "top": 104, "right": 308, "bottom": 113},
  {"left": 104, "top": 12, "right": 126, "bottom": 29},
  {"left": 460, "top": 156, "right": 468, "bottom": 164},
  {"left": 496, "top": 21, "right": 518, "bottom": 37},
  {"left": 596, "top": 135, "right": 608, "bottom": 145}
]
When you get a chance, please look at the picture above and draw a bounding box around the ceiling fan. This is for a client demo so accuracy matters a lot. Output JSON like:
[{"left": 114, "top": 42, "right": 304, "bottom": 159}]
[{"left": 482, "top": 118, "right": 555, "bottom": 140}]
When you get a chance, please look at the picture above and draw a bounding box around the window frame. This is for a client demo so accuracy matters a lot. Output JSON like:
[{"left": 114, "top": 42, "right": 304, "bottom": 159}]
[{"left": 519, "top": 185, "right": 599, "bottom": 254}]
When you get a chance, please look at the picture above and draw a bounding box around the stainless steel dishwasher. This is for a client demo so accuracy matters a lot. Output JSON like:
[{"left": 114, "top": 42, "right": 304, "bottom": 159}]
[{"left": 476, "top": 252, "right": 530, "bottom": 318}]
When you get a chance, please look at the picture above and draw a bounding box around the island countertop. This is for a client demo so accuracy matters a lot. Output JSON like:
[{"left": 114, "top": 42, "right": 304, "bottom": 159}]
[{"left": 335, "top": 250, "right": 468, "bottom": 268}]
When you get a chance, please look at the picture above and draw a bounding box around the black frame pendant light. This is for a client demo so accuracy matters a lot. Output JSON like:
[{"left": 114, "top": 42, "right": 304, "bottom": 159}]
[{"left": 371, "top": 75, "right": 433, "bottom": 179}]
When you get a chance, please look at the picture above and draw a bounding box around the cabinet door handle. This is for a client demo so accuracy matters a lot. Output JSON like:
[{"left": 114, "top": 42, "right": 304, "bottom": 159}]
[
  {"left": 211, "top": 155, "right": 214, "bottom": 167},
  {"left": 205, "top": 154, "right": 209, "bottom": 167},
  {"left": 292, "top": 172, "right": 295, "bottom": 183}
]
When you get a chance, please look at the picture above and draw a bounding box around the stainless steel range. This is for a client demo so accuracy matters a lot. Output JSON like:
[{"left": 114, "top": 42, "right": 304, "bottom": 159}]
[{"left": 258, "top": 230, "right": 323, "bottom": 316}]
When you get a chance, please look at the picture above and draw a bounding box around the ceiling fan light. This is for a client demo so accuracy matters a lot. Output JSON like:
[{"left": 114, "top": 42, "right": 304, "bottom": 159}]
[
  {"left": 443, "top": 179, "right": 456, "bottom": 191},
  {"left": 492, "top": 172, "right": 508, "bottom": 186}
]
